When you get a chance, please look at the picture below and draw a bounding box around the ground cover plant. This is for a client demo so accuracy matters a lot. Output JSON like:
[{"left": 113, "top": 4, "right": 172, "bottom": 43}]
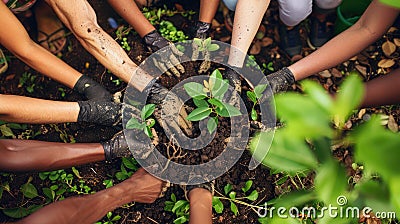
[{"left": 0, "top": 0, "right": 399, "bottom": 223}]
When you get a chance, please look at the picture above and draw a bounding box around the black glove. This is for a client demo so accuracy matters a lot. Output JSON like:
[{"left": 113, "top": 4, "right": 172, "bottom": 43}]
[
  {"left": 143, "top": 30, "right": 185, "bottom": 77},
  {"left": 77, "top": 100, "right": 121, "bottom": 126},
  {"left": 73, "top": 75, "right": 112, "bottom": 101},
  {"left": 191, "top": 21, "right": 211, "bottom": 39},
  {"left": 143, "top": 80, "right": 193, "bottom": 136},
  {"left": 265, "top": 67, "right": 295, "bottom": 93},
  {"left": 191, "top": 21, "right": 212, "bottom": 74},
  {"left": 100, "top": 131, "right": 131, "bottom": 162}
]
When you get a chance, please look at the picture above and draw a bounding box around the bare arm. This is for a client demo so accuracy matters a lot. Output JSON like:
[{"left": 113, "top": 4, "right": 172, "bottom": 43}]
[
  {"left": 288, "top": 0, "right": 399, "bottom": 80},
  {"left": 0, "top": 2, "right": 81, "bottom": 88},
  {"left": 0, "top": 94, "right": 79, "bottom": 123},
  {"left": 107, "top": 0, "right": 155, "bottom": 37},
  {"left": 45, "top": 0, "right": 153, "bottom": 90},
  {"left": 228, "top": 0, "right": 270, "bottom": 67}
]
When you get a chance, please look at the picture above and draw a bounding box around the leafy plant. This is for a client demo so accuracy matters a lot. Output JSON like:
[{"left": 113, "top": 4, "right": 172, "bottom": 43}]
[
  {"left": 126, "top": 104, "right": 156, "bottom": 138},
  {"left": 250, "top": 73, "right": 400, "bottom": 223},
  {"left": 184, "top": 69, "right": 242, "bottom": 133},
  {"left": 165, "top": 193, "right": 190, "bottom": 224},
  {"left": 213, "top": 181, "right": 261, "bottom": 216},
  {"left": 246, "top": 84, "right": 268, "bottom": 121},
  {"left": 18, "top": 72, "right": 37, "bottom": 93},
  {"left": 115, "top": 157, "right": 139, "bottom": 181},
  {"left": 159, "top": 20, "right": 188, "bottom": 42},
  {"left": 95, "top": 211, "right": 121, "bottom": 224},
  {"left": 142, "top": 6, "right": 195, "bottom": 26},
  {"left": 193, "top": 37, "right": 220, "bottom": 53},
  {"left": 120, "top": 37, "right": 131, "bottom": 51}
]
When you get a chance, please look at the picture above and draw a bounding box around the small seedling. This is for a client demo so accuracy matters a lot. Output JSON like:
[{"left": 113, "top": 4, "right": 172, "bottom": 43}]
[
  {"left": 246, "top": 84, "right": 268, "bottom": 121},
  {"left": 184, "top": 69, "right": 241, "bottom": 133},
  {"left": 164, "top": 193, "right": 190, "bottom": 224},
  {"left": 95, "top": 211, "right": 121, "bottom": 224},
  {"left": 159, "top": 20, "right": 187, "bottom": 42},
  {"left": 193, "top": 37, "right": 219, "bottom": 53},
  {"left": 126, "top": 104, "right": 156, "bottom": 138},
  {"left": 120, "top": 37, "right": 131, "bottom": 51},
  {"left": 18, "top": 72, "right": 36, "bottom": 93},
  {"left": 58, "top": 87, "right": 66, "bottom": 98}
]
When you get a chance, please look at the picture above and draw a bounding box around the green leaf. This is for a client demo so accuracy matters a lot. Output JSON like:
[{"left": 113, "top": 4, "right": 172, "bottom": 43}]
[
  {"left": 207, "top": 117, "right": 218, "bottom": 133},
  {"left": 71, "top": 167, "right": 82, "bottom": 178},
  {"left": 229, "top": 191, "right": 236, "bottom": 199},
  {"left": 173, "top": 216, "right": 188, "bottom": 224},
  {"left": 186, "top": 107, "right": 212, "bottom": 121},
  {"left": 247, "top": 91, "right": 257, "bottom": 104},
  {"left": 209, "top": 70, "right": 228, "bottom": 98},
  {"left": 126, "top": 118, "right": 145, "bottom": 129},
  {"left": 208, "top": 98, "right": 224, "bottom": 109},
  {"left": 250, "top": 130, "right": 318, "bottom": 173},
  {"left": 193, "top": 38, "right": 202, "bottom": 47},
  {"left": 3, "top": 205, "right": 42, "bottom": 218},
  {"left": 141, "top": 104, "right": 156, "bottom": 120},
  {"left": 333, "top": 73, "right": 364, "bottom": 127},
  {"left": 230, "top": 202, "right": 239, "bottom": 216},
  {"left": 212, "top": 197, "right": 224, "bottom": 214},
  {"left": 184, "top": 82, "right": 207, "bottom": 99},
  {"left": 111, "top": 215, "right": 121, "bottom": 221},
  {"left": 217, "top": 102, "right": 242, "bottom": 117},
  {"left": 20, "top": 183, "right": 38, "bottom": 199},
  {"left": 42, "top": 188, "right": 55, "bottom": 201},
  {"left": 171, "top": 193, "right": 177, "bottom": 202},
  {"left": 0, "top": 125, "right": 14, "bottom": 137},
  {"left": 246, "top": 190, "right": 259, "bottom": 201},
  {"left": 301, "top": 80, "right": 333, "bottom": 113},
  {"left": 314, "top": 160, "right": 347, "bottom": 205},
  {"left": 210, "top": 69, "right": 223, "bottom": 80},
  {"left": 207, "top": 43, "right": 220, "bottom": 51},
  {"left": 122, "top": 157, "right": 137, "bottom": 170},
  {"left": 275, "top": 93, "right": 332, "bottom": 138},
  {"left": 204, "top": 37, "right": 211, "bottom": 47},
  {"left": 193, "top": 98, "right": 208, "bottom": 108},
  {"left": 172, "top": 200, "right": 188, "bottom": 213},
  {"left": 144, "top": 126, "right": 153, "bottom": 138},
  {"left": 224, "top": 184, "right": 232, "bottom": 195},
  {"left": 242, "top": 180, "right": 253, "bottom": 193},
  {"left": 254, "top": 84, "right": 268, "bottom": 99},
  {"left": 251, "top": 108, "right": 258, "bottom": 121},
  {"left": 146, "top": 118, "right": 156, "bottom": 128}
]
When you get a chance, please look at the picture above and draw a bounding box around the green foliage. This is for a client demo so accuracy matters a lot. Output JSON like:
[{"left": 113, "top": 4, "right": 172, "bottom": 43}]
[
  {"left": 126, "top": 104, "right": 156, "bottom": 138},
  {"left": 249, "top": 73, "right": 400, "bottom": 222},
  {"left": 95, "top": 211, "right": 121, "bottom": 224},
  {"left": 184, "top": 69, "right": 241, "bottom": 133},
  {"left": 18, "top": 72, "right": 37, "bottom": 93},
  {"left": 142, "top": 6, "right": 195, "bottom": 26},
  {"left": 115, "top": 157, "right": 139, "bottom": 181},
  {"left": 246, "top": 84, "right": 268, "bottom": 121},
  {"left": 120, "top": 37, "right": 131, "bottom": 51},
  {"left": 159, "top": 21, "right": 187, "bottom": 42},
  {"left": 213, "top": 182, "right": 261, "bottom": 217},
  {"left": 164, "top": 193, "right": 190, "bottom": 224},
  {"left": 193, "top": 37, "right": 220, "bottom": 52}
]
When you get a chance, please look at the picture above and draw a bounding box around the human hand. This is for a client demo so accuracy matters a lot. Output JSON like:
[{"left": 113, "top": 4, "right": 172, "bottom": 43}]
[
  {"left": 143, "top": 30, "right": 185, "bottom": 77},
  {"left": 73, "top": 75, "right": 112, "bottom": 101},
  {"left": 125, "top": 168, "right": 166, "bottom": 203},
  {"left": 77, "top": 100, "right": 121, "bottom": 126},
  {"left": 265, "top": 67, "right": 295, "bottom": 93}
]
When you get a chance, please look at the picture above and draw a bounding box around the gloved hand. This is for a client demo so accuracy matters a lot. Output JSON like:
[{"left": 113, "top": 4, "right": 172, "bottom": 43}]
[
  {"left": 224, "top": 66, "right": 242, "bottom": 107},
  {"left": 144, "top": 79, "right": 193, "bottom": 136},
  {"left": 191, "top": 21, "right": 212, "bottom": 74},
  {"left": 73, "top": 75, "right": 112, "bottom": 101},
  {"left": 265, "top": 67, "right": 295, "bottom": 93},
  {"left": 143, "top": 30, "right": 185, "bottom": 77},
  {"left": 77, "top": 100, "right": 121, "bottom": 126},
  {"left": 100, "top": 131, "right": 131, "bottom": 162}
]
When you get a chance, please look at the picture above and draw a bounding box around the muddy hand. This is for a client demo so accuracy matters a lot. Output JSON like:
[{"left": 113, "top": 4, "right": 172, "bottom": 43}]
[
  {"left": 224, "top": 67, "right": 242, "bottom": 108},
  {"left": 143, "top": 30, "right": 185, "bottom": 77},
  {"left": 146, "top": 81, "right": 193, "bottom": 137},
  {"left": 265, "top": 67, "right": 295, "bottom": 93},
  {"left": 191, "top": 21, "right": 212, "bottom": 74},
  {"left": 77, "top": 100, "right": 121, "bottom": 126}
]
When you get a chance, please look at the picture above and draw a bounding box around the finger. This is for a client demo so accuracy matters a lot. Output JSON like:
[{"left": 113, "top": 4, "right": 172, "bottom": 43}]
[
  {"left": 163, "top": 58, "right": 181, "bottom": 78},
  {"left": 169, "top": 54, "right": 185, "bottom": 74},
  {"left": 153, "top": 58, "right": 173, "bottom": 77}
]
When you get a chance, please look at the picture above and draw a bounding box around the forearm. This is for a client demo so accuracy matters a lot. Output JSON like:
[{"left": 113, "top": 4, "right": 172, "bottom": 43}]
[
  {"left": 189, "top": 188, "right": 212, "bottom": 224},
  {"left": 45, "top": 0, "right": 154, "bottom": 90},
  {"left": 16, "top": 180, "right": 135, "bottom": 224},
  {"left": 0, "top": 140, "right": 104, "bottom": 172},
  {"left": 0, "top": 2, "right": 81, "bottom": 88},
  {"left": 0, "top": 95, "right": 79, "bottom": 124},
  {"left": 288, "top": 0, "right": 399, "bottom": 80},
  {"left": 361, "top": 68, "right": 400, "bottom": 108},
  {"left": 107, "top": 0, "right": 155, "bottom": 37},
  {"left": 228, "top": 0, "right": 270, "bottom": 67},
  {"left": 199, "top": 0, "right": 220, "bottom": 23}
]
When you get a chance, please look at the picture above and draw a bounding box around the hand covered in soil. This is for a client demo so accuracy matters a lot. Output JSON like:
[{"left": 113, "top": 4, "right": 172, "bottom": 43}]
[
  {"left": 77, "top": 100, "right": 121, "bottom": 126},
  {"left": 73, "top": 75, "right": 112, "bottom": 101},
  {"left": 125, "top": 168, "right": 166, "bottom": 203},
  {"left": 265, "top": 67, "right": 295, "bottom": 93},
  {"left": 101, "top": 131, "right": 131, "bottom": 161},
  {"left": 143, "top": 30, "right": 185, "bottom": 77},
  {"left": 191, "top": 21, "right": 212, "bottom": 74},
  {"left": 146, "top": 81, "right": 193, "bottom": 137},
  {"left": 224, "top": 67, "right": 242, "bottom": 108}
]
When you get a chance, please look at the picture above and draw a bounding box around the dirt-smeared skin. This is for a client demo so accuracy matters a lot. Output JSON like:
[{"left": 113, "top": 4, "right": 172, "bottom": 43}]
[
  {"left": 227, "top": 0, "right": 270, "bottom": 67},
  {"left": 101, "top": 131, "right": 131, "bottom": 161},
  {"left": 44, "top": 0, "right": 153, "bottom": 91}
]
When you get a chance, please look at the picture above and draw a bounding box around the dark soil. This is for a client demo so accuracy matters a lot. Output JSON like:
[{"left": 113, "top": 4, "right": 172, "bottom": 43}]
[{"left": 0, "top": 0, "right": 399, "bottom": 223}]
